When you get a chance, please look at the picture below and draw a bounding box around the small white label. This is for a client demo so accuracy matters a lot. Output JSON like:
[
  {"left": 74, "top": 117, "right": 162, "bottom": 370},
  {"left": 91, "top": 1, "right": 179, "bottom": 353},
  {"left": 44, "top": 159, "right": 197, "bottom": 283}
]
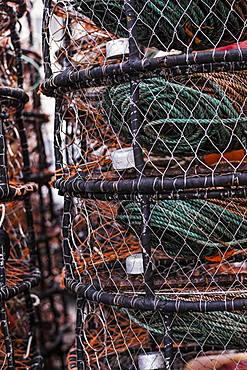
[
  {"left": 138, "top": 352, "right": 165, "bottom": 370},
  {"left": 126, "top": 253, "right": 144, "bottom": 275},
  {"left": 106, "top": 38, "right": 129, "bottom": 59},
  {"left": 110, "top": 147, "right": 135, "bottom": 170}
]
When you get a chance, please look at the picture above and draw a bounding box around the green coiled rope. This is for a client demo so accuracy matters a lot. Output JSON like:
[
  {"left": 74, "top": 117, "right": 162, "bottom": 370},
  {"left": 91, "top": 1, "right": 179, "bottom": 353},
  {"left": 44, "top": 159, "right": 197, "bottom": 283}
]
[
  {"left": 72, "top": 0, "right": 247, "bottom": 51},
  {"left": 122, "top": 308, "right": 247, "bottom": 347},
  {"left": 117, "top": 199, "right": 247, "bottom": 258},
  {"left": 103, "top": 77, "right": 247, "bottom": 156}
]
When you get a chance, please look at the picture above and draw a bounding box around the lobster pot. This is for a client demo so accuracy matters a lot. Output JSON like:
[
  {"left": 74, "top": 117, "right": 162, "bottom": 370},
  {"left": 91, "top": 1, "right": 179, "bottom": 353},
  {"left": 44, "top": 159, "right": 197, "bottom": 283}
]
[
  {"left": 23, "top": 53, "right": 69, "bottom": 368},
  {"left": 0, "top": 1, "right": 46, "bottom": 367},
  {"left": 41, "top": 0, "right": 247, "bottom": 369}
]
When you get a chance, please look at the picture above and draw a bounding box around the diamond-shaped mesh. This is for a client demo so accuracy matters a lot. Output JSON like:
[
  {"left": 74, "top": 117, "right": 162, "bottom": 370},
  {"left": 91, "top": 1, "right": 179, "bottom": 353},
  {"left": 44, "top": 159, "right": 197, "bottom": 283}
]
[
  {"left": 0, "top": 2, "right": 61, "bottom": 367},
  {"left": 71, "top": 0, "right": 246, "bottom": 51},
  {"left": 42, "top": 1, "right": 247, "bottom": 369}
]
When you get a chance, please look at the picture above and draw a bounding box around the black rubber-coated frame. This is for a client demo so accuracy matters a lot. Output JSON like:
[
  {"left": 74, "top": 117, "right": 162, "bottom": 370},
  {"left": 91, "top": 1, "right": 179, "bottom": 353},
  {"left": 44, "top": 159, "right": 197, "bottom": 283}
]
[{"left": 41, "top": 0, "right": 247, "bottom": 369}]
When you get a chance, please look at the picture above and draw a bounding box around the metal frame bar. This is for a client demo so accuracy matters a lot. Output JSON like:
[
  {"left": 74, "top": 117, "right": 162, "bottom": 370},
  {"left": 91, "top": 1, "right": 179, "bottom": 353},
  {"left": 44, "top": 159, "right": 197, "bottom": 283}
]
[{"left": 42, "top": 0, "right": 247, "bottom": 368}]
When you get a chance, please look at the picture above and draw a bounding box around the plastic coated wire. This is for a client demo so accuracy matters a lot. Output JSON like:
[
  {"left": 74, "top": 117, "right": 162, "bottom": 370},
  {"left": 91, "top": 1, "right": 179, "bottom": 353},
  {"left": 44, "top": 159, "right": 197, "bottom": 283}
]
[
  {"left": 103, "top": 77, "right": 247, "bottom": 156},
  {"left": 117, "top": 199, "right": 247, "bottom": 258},
  {"left": 72, "top": 0, "right": 247, "bottom": 51}
]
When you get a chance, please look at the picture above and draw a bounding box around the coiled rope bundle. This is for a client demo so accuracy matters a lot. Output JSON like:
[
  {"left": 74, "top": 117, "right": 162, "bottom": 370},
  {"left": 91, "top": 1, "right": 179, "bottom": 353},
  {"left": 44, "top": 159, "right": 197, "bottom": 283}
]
[
  {"left": 72, "top": 0, "right": 247, "bottom": 51},
  {"left": 103, "top": 77, "right": 247, "bottom": 157},
  {"left": 178, "top": 71, "right": 247, "bottom": 115},
  {"left": 123, "top": 308, "right": 247, "bottom": 347},
  {"left": 117, "top": 199, "right": 247, "bottom": 258}
]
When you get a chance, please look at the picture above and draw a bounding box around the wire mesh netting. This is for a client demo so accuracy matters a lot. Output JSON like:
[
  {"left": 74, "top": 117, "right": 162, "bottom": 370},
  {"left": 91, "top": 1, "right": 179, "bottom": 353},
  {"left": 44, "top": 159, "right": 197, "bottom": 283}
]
[
  {"left": 0, "top": 1, "right": 70, "bottom": 368},
  {"left": 71, "top": 0, "right": 247, "bottom": 52},
  {"left": 41, "top": 0, "right": 247, "bottom": 369},
  {"left": 0, "top": 2, "right": 44, "bottom": 367},
  {"left": 20, "top": 6, "right": 69, "bottom": 368}
]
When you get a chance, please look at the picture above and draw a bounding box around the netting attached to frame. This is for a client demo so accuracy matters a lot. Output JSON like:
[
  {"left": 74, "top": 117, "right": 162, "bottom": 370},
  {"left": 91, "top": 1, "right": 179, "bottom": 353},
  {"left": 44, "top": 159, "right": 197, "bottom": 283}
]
[{"left": 42, "top": 1, "right": 247, "bottom": 369}]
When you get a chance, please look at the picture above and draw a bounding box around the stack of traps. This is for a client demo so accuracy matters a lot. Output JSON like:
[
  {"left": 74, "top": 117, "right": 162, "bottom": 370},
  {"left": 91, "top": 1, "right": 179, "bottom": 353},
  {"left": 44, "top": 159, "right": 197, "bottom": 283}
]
[
  {"left": 41, "top": 1, "right": 247, "bottom": 369},
  {"left": 0, "top": 1, "right": 68, "bottom": 369}
]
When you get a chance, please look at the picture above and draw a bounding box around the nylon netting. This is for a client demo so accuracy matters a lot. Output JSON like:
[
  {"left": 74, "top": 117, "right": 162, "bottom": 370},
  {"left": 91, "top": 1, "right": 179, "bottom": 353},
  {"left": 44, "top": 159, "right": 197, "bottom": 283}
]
[
  {"left": 43, "top": 1, "right": 247, "bottom": 369},
  {"left": 0, "top": 1, "right": 67, "bottom": 367}
]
